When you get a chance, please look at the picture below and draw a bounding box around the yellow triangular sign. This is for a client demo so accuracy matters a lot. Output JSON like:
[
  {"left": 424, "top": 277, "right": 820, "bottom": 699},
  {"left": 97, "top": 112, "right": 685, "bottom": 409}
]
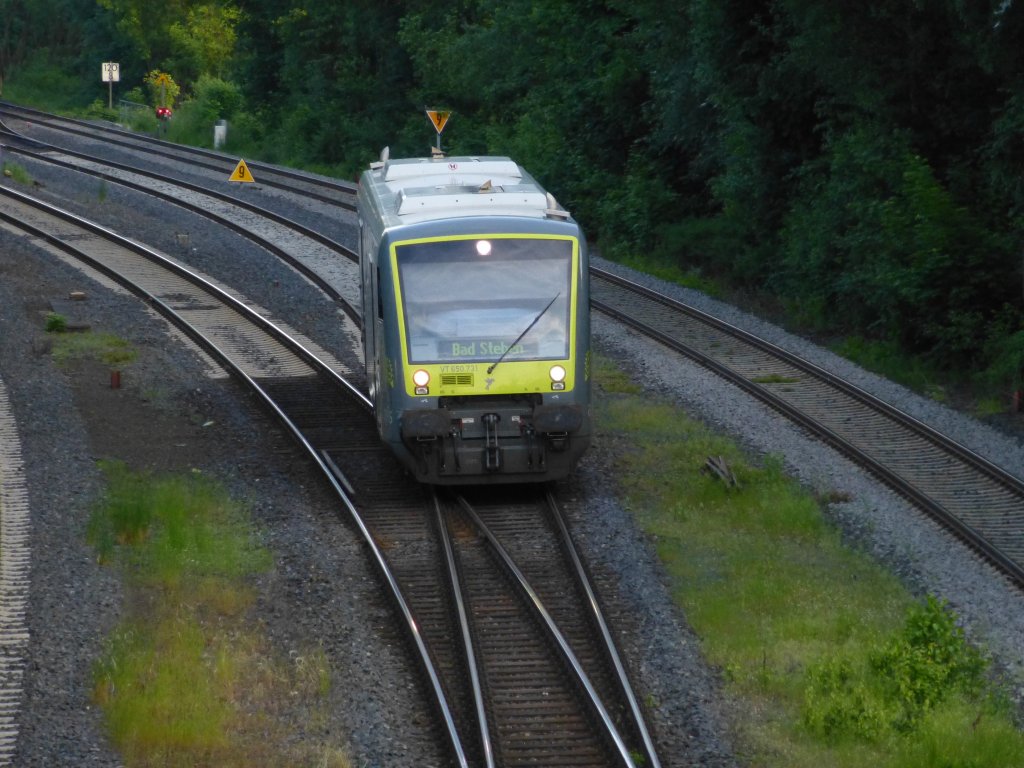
[
  {"left": 229, "top": 159, "right": 255, "bottom": 183},
  {"left": 426, "top": 110, "right": 451, "bottom": 134}
]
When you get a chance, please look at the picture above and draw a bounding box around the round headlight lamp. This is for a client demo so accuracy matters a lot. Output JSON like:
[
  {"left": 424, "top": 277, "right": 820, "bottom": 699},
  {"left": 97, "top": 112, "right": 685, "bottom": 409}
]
[
  {"left": 413, "top": 369, "right": 430, "bottom": 394},
  {"left": 549, "top": 365, "right": 567, "bottom": 390}
]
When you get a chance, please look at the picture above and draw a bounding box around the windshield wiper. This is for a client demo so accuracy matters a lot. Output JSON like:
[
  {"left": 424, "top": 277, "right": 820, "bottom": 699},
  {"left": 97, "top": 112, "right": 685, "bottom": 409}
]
[{"left": 486, "top": 293, "right": 560, "bottom": 375}]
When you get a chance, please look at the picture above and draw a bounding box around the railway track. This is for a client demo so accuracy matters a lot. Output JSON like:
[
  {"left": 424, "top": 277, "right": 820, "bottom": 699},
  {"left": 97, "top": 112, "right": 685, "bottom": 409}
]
[
  {"left": 0, "top": 101, "right": 357, "bottom": 208},
  {"left": 591, "top": 267, "right": 1024, "bottom": 587},
  {"left": 445, "top": 488, "right": 660, "bottom": 767},
  {"left": 0, "top": 182, "right": 471, "bottom": 763},
  {"left": 319, "top": 442, "right": 663, "bottom": 767},
  {"left": 1, "top": 185, "right": 665, "bottom": 765},
  {"left": 33, "top": 111, "right": 1010, "bottom": 589},
  {"left": 0, "top": 122, "right": 361, "bottom": 303}
]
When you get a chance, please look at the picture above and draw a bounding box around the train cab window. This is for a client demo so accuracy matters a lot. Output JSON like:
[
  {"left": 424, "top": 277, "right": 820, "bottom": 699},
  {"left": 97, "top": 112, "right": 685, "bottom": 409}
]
[{"left": 394, "top": 236, "right": 574, "bottom": 364}]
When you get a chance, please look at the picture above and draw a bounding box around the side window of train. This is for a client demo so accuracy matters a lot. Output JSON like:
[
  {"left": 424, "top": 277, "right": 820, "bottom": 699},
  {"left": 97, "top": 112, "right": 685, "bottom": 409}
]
[{"left": 376, "top": 266, "right": 384, "bottom": 320}]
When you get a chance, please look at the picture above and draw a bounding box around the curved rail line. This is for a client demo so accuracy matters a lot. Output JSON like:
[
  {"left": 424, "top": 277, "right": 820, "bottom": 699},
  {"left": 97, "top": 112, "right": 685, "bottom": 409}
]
[
  {"left": 0, "top": 134, "right": 361, "bottom": 321},
  {"left": 0, "top": 185, "right": 470, "bottom": 765},
  {"left": 0, "top": 122, "right": 358, "bottom": 262},
  {"left": 1, "top": 121, "right": 674, "bottom": 763},
  {"left": 0, "top": 101, "right": 357, "bottom": 209},
  {"left": 591, "top": 267, "right": 1024, "bottom": 587}
]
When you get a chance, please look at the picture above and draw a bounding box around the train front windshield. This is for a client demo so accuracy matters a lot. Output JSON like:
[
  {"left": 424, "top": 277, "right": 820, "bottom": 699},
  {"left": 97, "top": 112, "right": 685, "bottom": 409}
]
[{"left": 395, "top": 236, "right": 575, "bottom": 364}]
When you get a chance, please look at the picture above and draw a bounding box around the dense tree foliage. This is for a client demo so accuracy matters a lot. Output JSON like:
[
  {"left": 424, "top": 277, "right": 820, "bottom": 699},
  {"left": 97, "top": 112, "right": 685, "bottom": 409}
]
[{"left": 3, "top": 0, "right": 1023, "bottom": 389}]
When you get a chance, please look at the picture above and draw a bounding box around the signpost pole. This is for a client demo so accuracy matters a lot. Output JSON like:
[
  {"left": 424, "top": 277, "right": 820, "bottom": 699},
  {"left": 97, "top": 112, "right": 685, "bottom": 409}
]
[
  {"left": 101, "top": 62, "right": 119, "bottom": 110},
  {"left": 425, "top": 108, "right": 452, "bottom": 155}
]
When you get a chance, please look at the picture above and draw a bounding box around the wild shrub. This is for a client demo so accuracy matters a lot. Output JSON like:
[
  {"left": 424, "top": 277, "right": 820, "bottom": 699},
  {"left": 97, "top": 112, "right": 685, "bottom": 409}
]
[
  {"left": 190, "top": 75, "right": 243, "bottom": 125},
  {"left": 87, "top": 463, "right": 155, "bottom": 558},
  {"left": 803, "top": 657, "right": 891, "bottom": 741},
  {"left": 803, "top": 596, "right": 988, "bottom": 742},
  {"left": 870, "top": 596, "right": 987, "bottom": 731}
]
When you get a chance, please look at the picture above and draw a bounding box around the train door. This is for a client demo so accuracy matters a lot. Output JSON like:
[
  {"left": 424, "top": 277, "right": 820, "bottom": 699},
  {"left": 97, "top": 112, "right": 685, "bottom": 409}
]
[{"left": 360, "top": 222, "right": 380, "bottom": 399}]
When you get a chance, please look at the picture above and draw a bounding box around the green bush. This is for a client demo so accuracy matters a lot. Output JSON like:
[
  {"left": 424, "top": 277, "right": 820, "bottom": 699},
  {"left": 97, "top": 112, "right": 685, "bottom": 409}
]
[
  {"left": 803, "top": 657, "right": 891, "bottom": 742},
  {"left": 889, "top": 700, "right": 1024, "bottom": 768},
  {"left": 870, "top": 596, "right": 987, "bottom": 731},
  {"left": 595, "top": 156, "right": 680, "bottom": 258},
  {"left": 191, "top": 76, "right": 243, "bottom": 124},
  {"left": 803, "top": 596, "right": 988, "bottom": 743},
  {"left": 3, "top": 162, "right": 33, "bottom": 185},
  {"left": 84, "top": 98, "right": 118, "bottom": 122},
  {"left": 124, "top": 107, "right": 159, "bottom": 134},
  {"left": 88, "top": 462, "right": 154, "bottom": 557},
  {"left": 830, "top": 336, "right": 941, "bottom": 394},
  {"left": 650, "top": 215, "right": 747, "bottom": 283}
]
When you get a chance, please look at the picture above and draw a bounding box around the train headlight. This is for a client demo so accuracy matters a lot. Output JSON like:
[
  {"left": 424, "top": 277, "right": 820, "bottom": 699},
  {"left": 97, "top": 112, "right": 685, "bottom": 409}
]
[
  {"left": 413, "top": 369, "right": 430, "bottom": 394},
  {"left": 549, "top": 365, "right": 566, "bottom": 390},
  {"left": 476, "top": 240, "right": 492, "bottom": 256}
]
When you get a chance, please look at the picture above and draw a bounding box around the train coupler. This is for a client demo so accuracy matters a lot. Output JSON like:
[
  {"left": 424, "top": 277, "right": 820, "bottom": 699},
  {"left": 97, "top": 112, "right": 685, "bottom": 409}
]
[{"left": 482, "top": 413, "right": 502, "bottom": 471}]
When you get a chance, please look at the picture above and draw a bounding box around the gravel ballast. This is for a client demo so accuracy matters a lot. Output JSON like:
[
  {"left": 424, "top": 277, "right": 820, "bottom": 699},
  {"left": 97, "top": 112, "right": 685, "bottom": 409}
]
[{"left": 1, "top": 118, "right": 1022, "bottom": 765}]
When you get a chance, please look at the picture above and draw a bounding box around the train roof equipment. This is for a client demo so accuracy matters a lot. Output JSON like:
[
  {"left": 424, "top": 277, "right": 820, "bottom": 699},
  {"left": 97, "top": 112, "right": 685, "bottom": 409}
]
[{"left": 360, "top": 153, "right": 571, "bottom": 227}]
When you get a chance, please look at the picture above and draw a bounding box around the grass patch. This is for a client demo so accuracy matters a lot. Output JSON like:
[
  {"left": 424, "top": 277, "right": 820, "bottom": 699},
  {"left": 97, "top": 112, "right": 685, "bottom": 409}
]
[
  {"left": 593, "top": 354, "right": 1024, "bottom": 767},
  {"left": 49, "top": 329, "right": 137, "bottom": 367},
  {"left": 89, "top": 462, "right": 352, "bottom": 767},
  {"left": 2, "top": 162, "right": 33, "bottom": 185},
  {"left": 45, "top": 312, "right": 68, "bottom": 333},
  {"left": 975, "top": 396, "right": 1009, "bottom": 418}
]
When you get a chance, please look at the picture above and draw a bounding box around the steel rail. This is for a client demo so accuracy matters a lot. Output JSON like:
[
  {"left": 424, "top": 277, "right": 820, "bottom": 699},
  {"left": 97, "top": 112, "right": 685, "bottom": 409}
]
[
  {"left": 432, "top": 491, "right": 495, "bottom": 768},
  {"left": 0, "top": 139, "right": 360, "bottom": 322},
  {"left": 0, "top": 184, "right": 366, "bottom": 406},
  {"left": 0, "top": 131, "right": 360, "bottom": 264},
  {"left": 591, "top": 267, "right": 1024, "bottom": 587},
  {"left": 453, "top": 493, "right": 640, "bottom": 768},
  {"left": 0, "top": 101, "right": 358, "bottom": 208},
  {"left": 545, "top": 490, "right": 663, "bottom": 768},
  {"left": 593, "top": 268, "right": 1024, "bottom": 494}
]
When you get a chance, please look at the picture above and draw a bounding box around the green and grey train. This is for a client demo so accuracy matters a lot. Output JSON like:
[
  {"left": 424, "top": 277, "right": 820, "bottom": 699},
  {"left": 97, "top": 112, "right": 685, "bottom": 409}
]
[{"left": 357, "top": 152, "right": 591, "bottom": 484}]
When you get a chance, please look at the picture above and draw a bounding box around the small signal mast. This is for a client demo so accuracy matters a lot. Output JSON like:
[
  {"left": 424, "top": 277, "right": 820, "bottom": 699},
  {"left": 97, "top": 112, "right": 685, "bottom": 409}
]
[{"left": 424, "top": 107, "right": 451, "bottom": 155}]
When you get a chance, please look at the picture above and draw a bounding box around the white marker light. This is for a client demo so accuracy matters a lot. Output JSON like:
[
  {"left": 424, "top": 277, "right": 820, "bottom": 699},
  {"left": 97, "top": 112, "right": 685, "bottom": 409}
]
[{"left": 476, "top": 240, "right": 492, "bottom": 256}]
